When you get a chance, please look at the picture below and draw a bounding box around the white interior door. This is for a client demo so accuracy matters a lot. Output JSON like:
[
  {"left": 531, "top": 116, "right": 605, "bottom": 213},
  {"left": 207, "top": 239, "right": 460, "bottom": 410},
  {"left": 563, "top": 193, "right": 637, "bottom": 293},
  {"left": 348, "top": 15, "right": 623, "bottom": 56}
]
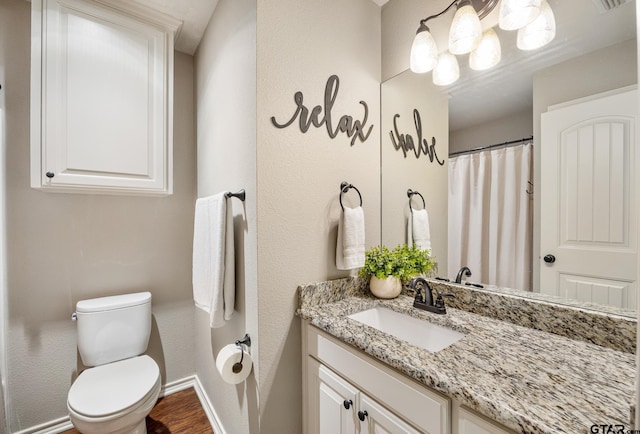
[{"left": 540, "top": 87, "right": 637, "bottom": 309}]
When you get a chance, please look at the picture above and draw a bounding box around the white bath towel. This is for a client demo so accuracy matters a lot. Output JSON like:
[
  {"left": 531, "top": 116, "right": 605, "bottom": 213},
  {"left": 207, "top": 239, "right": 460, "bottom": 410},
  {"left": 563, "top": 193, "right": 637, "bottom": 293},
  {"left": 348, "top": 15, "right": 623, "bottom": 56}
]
[
  {"left": 336, "top": 206, "right": 365, "bottom": 270},
  {"left": 407, "top": 208, "right": 432, "bottom": 251},
  {"left": 192, "top": 193, "right": 235, "bottom": 328}
]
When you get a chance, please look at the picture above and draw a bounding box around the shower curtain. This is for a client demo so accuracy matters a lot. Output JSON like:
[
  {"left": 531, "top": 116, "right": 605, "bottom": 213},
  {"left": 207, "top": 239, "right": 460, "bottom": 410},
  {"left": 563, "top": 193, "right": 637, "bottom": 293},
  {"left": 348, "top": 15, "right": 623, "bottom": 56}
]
[{"left": 448, "top": 143, "right": 533, "bottom": 291}]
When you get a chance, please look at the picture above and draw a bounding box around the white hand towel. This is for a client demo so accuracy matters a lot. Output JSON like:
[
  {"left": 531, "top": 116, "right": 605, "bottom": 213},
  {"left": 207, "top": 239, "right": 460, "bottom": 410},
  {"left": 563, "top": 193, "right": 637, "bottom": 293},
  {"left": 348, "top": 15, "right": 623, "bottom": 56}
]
[
  {"left": 336, "top": 206, "right": 365, "bottom": 270},
  {"left": 407, "top": 208, "right": 432, "bottom": 251},
  {"left": 192, "top": 193, "right": 235, "bottom": 328}
]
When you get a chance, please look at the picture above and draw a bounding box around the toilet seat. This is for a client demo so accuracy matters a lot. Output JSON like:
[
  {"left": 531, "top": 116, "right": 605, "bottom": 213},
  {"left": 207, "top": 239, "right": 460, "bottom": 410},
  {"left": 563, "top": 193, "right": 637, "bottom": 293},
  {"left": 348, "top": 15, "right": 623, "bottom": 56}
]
[{"left": 68, "top": 355, "right": 160, "bottom": 418}]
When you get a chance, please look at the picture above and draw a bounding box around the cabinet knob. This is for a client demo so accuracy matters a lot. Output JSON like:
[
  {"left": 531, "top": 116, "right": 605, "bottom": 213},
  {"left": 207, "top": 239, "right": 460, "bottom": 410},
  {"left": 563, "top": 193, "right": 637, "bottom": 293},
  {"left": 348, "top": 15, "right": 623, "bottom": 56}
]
[
  {"left": 358, "top": 410, "right": 368, "bottom": 421},
  {"left": 45, "top": 171, "right": 55, "bottom": 179},
  {"left": 543, "top": 254, "right": 556, "bottom": 264},
  {"left": 343, "top": 399, "right": 352, "bottom": 410}
]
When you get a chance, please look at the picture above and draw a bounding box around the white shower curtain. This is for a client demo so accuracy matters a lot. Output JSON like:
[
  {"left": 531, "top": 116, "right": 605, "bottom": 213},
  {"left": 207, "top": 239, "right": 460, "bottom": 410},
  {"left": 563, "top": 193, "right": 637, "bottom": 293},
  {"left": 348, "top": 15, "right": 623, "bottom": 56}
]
[{"left": 448, "top": 143, "right": 532, "bottom": 291}]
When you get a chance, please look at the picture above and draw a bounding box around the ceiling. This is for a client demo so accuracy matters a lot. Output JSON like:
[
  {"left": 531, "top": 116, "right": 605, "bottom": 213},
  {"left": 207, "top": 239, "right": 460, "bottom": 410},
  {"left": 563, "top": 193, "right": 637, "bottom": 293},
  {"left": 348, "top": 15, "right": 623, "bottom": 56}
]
[
  {"left": 125, "top": 0, "right": 388, "bottom": 55},
  {"left": 127, "top": 0, "right": 220, "bottom": 54}
]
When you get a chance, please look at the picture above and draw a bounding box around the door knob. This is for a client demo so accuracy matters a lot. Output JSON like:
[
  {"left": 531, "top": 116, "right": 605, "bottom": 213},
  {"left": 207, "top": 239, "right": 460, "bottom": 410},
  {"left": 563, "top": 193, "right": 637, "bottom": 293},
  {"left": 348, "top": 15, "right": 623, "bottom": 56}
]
[{"left": 543, "top": 254, "right": 556, "bottom": 264}]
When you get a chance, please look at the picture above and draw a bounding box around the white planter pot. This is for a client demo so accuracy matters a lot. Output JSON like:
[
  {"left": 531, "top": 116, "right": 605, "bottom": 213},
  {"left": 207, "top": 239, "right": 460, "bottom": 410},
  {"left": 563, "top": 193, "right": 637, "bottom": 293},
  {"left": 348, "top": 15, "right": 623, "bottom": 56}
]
[{"left": 369, "top": 276, "right": 402, "bottom": 299}]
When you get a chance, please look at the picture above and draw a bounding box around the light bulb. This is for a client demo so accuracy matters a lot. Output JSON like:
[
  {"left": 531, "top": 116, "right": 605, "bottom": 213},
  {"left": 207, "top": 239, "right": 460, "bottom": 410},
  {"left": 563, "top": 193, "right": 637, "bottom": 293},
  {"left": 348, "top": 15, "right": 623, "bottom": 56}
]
[
  {"left": 449, "top": 0, "right": 482, "bottom": 55},
  {"left": 499, "top": 0, "right": 541, "bottom": 31},
  {"left": 469, "top": 29, "right": 501, "bottom": 71},
  {"left": 433, "top": 52, "right": 460, "bottom": 86},
  {"left": 410, "top": 25, "right": 439, "bottom": 73},
  {"left": 517, "top": 0, "right": 555, "bottom": 50}
]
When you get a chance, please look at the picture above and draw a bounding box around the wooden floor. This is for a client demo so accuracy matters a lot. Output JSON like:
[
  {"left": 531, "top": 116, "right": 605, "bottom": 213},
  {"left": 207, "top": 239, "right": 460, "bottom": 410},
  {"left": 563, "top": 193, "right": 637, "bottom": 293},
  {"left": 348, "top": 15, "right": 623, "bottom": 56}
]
[{"left": 61, "top": 388, "right": 214, "bottom": 434}]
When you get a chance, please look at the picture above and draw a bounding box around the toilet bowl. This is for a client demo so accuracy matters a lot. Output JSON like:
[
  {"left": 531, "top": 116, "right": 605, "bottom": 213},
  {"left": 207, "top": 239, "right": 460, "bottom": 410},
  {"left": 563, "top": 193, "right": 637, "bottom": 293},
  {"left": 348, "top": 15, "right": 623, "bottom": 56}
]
[{"left": 68, "top": 355, "right": 161, "bottom": 434}]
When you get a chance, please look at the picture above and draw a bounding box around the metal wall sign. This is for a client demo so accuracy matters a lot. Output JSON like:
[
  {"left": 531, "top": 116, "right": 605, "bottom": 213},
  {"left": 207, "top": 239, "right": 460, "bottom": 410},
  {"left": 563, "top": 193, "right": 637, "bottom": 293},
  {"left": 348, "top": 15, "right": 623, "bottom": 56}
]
[
  {"left": 271, "top": 75, "right": 374, "bottom": 146},
  {"left": 389, "top": 109, "right": 445, "bottom": 165}
]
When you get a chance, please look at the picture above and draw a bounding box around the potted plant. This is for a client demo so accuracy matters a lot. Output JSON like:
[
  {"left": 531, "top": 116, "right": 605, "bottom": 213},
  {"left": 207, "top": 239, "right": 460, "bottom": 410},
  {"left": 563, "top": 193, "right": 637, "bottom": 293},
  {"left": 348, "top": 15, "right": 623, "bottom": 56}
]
[{"left": 359, "top": 244, "right": 437, "bottom": 299}]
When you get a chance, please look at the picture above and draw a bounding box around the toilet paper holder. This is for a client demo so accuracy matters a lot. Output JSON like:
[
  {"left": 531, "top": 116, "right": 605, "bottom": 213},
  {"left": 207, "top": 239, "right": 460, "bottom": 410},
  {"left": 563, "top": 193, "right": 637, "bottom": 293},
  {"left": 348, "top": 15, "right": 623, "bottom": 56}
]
[{"left": 232, "top": 334, "right": 251, "bottom": 374}]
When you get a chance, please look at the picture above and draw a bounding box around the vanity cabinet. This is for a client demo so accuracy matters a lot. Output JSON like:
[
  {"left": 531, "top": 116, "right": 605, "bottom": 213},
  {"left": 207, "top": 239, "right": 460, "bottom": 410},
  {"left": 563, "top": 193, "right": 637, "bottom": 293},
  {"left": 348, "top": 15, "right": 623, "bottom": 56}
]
[
  {"left": 30, "top": 0, "right": 180, "bottom": 195},
  {"left": 303, "top": 322, "right": 517, "bottom": 434},
  {"left": 310, "top": 358, "right": 420, "bottom": 434},
  {"left": 303, "top": 322, "right": 450, "bottom": 434},
  {"left": 454, "top": 407, "right": 514, "bottom": 434}
]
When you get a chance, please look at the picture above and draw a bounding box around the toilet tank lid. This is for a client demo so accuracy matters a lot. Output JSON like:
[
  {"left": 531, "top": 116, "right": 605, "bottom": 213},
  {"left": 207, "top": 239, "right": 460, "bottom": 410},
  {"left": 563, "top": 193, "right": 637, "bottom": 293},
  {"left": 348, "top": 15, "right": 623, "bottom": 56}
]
[{"left": 76, "top": 292, "right": 152, "bottom": 313}]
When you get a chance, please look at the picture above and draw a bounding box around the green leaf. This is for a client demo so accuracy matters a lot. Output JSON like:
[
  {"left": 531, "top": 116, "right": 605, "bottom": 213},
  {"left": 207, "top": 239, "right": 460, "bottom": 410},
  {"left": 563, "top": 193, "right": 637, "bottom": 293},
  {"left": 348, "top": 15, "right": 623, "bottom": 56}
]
[{"left": 358, "top": 243, "right": 437, "bottom": 282}]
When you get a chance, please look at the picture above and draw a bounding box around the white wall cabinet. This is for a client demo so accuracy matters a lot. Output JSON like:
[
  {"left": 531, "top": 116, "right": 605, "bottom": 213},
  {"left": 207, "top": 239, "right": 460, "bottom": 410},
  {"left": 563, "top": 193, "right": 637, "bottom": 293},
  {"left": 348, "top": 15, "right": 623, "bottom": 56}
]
[
  {"left": 30, "top": 0, "right": 180, "bottom": 195},
  {"left": 303, "top": 322, "right": 517, "bottom": 434}
]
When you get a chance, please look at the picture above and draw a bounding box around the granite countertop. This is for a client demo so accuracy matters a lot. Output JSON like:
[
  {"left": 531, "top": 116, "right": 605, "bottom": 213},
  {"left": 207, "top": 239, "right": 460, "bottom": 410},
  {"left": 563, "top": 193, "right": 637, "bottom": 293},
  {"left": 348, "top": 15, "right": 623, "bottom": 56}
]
[{"left": 298, "top": 281, "right": 635, "bottom": 434}]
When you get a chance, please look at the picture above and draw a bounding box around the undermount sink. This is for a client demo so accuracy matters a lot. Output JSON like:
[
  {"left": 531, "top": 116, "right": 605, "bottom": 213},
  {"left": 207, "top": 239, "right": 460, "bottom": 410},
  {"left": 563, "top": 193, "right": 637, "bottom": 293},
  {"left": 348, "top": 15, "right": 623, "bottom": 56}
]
[{"left": 348, "top": 307, "right": 465, "bottom": 353}]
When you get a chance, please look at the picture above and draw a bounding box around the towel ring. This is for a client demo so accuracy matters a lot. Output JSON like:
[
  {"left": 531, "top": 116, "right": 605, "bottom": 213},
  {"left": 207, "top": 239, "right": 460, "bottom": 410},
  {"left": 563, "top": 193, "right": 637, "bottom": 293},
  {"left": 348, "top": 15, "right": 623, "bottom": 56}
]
[
  {"left": 339, "top": 182, "right": 363, "bottom": 211},
  {"left": 407, "top": 189, "right": 426, "bottom": 211}
]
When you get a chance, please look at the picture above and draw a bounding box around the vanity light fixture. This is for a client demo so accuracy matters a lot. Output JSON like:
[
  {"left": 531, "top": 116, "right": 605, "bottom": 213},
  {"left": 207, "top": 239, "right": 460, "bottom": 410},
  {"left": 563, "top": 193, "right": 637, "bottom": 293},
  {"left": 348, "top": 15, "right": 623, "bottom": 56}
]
[
  {"left": 448, "top": 0, "right": 483, "bottom": 55},
  {"left": 433, "top": 51, "right": 460, "bottom": 85},
  {"left": 499, "top": 0, "right": 542, "bottom": 31},
  {"left": 517, "top": 0, "right": 556, "bottom": 50},
  {"left": 410, "top": 0, "right": 555, "bottom": 85},
  {"left": 410, "top": 21, "right": 439, "bottom": 73},
  {"left": 469, "top": 28, "right": 501, "bottom": 70}
]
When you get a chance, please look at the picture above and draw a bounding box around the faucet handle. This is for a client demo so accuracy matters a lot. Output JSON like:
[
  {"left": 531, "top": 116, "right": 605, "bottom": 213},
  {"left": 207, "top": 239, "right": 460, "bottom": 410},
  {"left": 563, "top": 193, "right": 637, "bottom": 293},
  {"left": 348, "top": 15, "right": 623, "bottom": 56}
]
[{"left": 434, "top": 292, "right": 455, "bottom": 309}]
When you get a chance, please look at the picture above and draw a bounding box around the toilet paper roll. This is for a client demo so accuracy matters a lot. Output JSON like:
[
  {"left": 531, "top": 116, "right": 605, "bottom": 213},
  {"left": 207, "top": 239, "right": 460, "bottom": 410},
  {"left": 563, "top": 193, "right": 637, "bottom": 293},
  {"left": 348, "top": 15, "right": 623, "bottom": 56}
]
[{"left": 216, "top": 344, "right": 253, "bottom": 384}]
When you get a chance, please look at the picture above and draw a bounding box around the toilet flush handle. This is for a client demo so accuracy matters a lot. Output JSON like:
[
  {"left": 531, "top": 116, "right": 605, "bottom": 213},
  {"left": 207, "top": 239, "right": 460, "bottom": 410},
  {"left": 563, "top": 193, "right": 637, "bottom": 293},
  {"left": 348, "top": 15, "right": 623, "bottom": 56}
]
[{"left": 71, "top": 312, "right": 77, "bottom": 321}]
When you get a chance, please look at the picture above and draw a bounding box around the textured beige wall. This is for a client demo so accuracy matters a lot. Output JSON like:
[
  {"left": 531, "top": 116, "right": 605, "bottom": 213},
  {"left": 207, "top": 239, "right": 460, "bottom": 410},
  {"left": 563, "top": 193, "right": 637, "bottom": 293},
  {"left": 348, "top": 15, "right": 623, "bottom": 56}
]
[
  {"left": 381, "top": 71, "right": 449, "bottom": 275},
  {"left": 449, "top": 109, "right": 533, "bottom": 155},
  {"left": 1, "top": 0, "right": 197, "bottom": 430},
  {"left": 0, "top": 1, "right": 9, "bottom": 430},
  {"left": 194, "top": 0, "right": 259, "bottom": 433},
  {"left": 256, "top": 0, "right": 381, "bottom": 432}
]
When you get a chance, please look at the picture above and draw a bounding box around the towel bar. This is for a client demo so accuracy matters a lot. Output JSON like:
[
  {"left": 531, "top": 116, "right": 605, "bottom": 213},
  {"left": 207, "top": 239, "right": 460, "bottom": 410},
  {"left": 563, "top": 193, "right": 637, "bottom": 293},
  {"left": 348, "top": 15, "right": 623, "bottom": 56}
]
[
  {"left": 225, "top": 189, "right": 246, "bottom": 201},
  {"left": 407, "top": 189, "right": 425, "bottom": 211},
  {"left": 339, "top": 182, "right": 362, "bottom": 211}
]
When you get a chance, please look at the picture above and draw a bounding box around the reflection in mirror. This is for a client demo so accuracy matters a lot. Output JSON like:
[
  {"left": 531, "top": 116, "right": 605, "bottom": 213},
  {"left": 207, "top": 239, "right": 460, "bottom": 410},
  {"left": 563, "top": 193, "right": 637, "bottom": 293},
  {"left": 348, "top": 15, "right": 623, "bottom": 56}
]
[{"left": 381, "top": 0, "right": 637, "bottom": 316}]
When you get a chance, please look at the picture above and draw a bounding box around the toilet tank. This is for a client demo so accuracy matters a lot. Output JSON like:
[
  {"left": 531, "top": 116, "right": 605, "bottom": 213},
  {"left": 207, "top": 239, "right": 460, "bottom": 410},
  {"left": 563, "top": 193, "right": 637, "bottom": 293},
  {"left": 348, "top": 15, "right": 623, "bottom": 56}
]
[{"left": 75, "top": 292, "right": 152, "bottom": 367}]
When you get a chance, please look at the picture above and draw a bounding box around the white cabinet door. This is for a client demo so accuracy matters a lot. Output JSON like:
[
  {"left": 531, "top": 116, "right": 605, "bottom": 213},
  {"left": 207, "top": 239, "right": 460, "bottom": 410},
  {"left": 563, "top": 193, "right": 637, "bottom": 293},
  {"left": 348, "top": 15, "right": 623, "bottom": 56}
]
[
  {"left": 31, "top": 0, "right": 179, "bottom": 195},
  {"left": 309, "top": 358, "right": 359, "bottom": 434},
  {"left": 360, "top": 395, "right": 422, "bottom": 434}
]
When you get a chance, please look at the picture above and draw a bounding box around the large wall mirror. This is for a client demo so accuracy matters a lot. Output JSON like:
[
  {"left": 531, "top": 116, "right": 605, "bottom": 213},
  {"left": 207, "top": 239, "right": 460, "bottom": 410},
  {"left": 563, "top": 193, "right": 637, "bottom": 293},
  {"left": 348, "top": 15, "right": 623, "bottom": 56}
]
[{"left": 381, "top": 0, "right": 637, "bottom": 316}]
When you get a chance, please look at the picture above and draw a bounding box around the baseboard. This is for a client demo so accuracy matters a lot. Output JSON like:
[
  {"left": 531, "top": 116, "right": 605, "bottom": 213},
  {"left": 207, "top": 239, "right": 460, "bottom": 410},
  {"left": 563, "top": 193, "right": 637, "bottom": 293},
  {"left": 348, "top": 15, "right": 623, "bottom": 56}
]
[
  {"left": 192, "top": 375, "right": 227, "bottom": 434},
  {"left": 12, "top": 374, "right": 225, "bottom": 434},
  {"left": 13, "top": 416, "right": 73, "bottom": 434}
]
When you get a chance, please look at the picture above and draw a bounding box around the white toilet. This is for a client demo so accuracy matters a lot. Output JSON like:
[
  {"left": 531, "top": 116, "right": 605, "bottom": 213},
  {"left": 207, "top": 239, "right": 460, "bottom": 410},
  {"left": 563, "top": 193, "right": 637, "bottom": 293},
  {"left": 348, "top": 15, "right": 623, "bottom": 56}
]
[{"left": 67, "top": 292, "right": 161, "bottom": 434}]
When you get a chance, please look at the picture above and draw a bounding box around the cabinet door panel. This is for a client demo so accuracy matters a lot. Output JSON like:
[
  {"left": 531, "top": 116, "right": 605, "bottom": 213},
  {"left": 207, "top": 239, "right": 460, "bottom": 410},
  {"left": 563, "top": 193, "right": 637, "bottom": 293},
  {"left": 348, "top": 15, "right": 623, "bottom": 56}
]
[
  {"left": 458, "top": 408, "right": 514, "bottom": 434},
  {"left": 310, "top": 359, "right": 358, "bottom": 434},
  {"left": 361, "top": 395, "right": 422, "bottom": 434},
  {"left": 31, "top": 0, "right": 177, "bottom": 195}
]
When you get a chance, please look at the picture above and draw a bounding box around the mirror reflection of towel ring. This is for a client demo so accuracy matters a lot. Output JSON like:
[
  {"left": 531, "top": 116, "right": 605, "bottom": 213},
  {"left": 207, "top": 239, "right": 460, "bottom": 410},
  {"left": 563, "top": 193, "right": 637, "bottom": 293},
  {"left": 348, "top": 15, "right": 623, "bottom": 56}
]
[
  {"left": 340, "top": 182, "right": 363, "bottom": 211},
  {"left": 407, "top": 189, "right": 426, "bottom": 211}
]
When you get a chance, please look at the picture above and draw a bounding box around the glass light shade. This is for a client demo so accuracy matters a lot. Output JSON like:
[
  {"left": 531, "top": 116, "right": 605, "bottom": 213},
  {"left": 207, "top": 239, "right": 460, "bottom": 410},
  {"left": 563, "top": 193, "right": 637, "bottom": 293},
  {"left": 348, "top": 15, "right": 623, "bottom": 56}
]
[
  {"left": 410, "top": 28, "right": 439, "bottom": 73},
  {"left": 433, "top": 52, "right": 460, "bottom": 86},
  {"left": 448, "top": 2, "right": 482, "bottom": 55},
  {"left": 499, "top": 0, "right": 541, "bottom": 31},
  {"left": 469, "top": 29, "right": 501, "bottom": 71},
  {"left": 517, "top": 0, "right": 556, "bottom": 50}
]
